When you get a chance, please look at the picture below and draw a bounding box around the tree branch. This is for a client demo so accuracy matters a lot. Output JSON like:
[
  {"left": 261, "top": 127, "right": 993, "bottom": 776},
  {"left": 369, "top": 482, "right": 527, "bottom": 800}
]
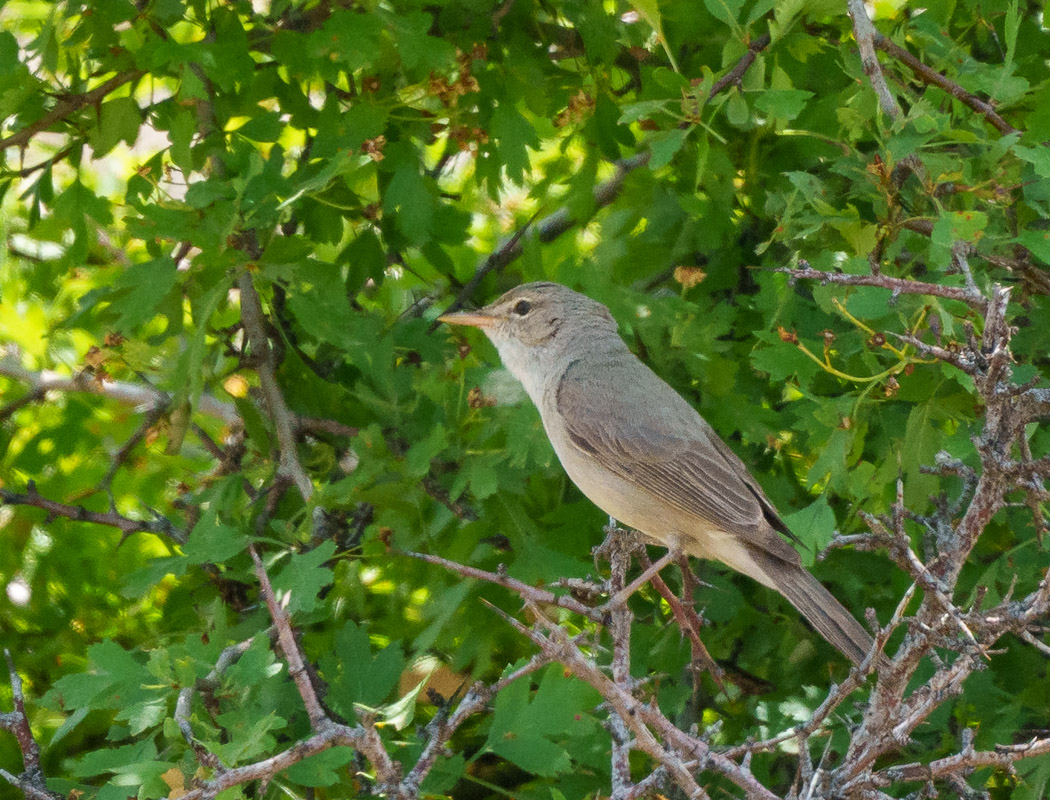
[
  {"left": 873, "top": 33, "right": 1018, "bottom": 135},
  {"left": 237, "top": 274, "right": 314, "bottom": 501},
  {"left": 0, "top": 71, "right": 144, "bottom": 153},
  {"left": 0, "top": 651, "right": 63, "bottom": 800},
  {"left": 778, "top": 263, "right": 987, "bottom": 309},
  {"left": 0, "top": 482, "right": 185, "bottom": 543},
  {"left": 846, "top": 0, "right": 901, "bottom": 119}
]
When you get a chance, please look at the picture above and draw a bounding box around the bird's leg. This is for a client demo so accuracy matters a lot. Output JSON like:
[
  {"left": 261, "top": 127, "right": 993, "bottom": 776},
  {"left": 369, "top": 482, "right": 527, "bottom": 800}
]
[{"left": 639, "top": 551, "right": 725, "bottom": 689}]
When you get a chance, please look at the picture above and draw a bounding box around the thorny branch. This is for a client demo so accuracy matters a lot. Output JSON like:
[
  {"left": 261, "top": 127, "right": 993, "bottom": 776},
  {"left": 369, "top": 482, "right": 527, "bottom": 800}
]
[{"left": 0, "top": 652, "right": 62, "bottom": 800}]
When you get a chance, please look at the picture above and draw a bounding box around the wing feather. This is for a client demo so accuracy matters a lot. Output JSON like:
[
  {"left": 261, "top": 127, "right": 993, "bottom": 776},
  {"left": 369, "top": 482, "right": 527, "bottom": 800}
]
[{"left": 556, "top": 357, "right": 797, "bottom": 555}]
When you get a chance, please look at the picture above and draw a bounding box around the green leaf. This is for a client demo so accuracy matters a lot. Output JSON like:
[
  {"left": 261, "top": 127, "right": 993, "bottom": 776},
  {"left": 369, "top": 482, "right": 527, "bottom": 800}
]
[
  {"left": 284, "top": 747, "right": 356, "bottom": 787},
  {"left": 404, "top": 424, "right": 448, "bottom": 477},
  {"left": 319, "top": 621, "right": 405, "bottom": 719},
  {"left": 754, "top": 89, "right": 814, "bottom": 122},
  {"left": 272, "top": 540, "right": 336, "bottom": 614},
  {"left": 782, "top": 496, "right": 835, "bottom": 566},
  {"left": 90, "top": 96, "right": 140, "bottom": 157},
  {"left": 485, "top": 666, "right": 596, "bottom": 777},
  {"left": 183, "top": 508, "right": 248, "bottom": 563},
  {"left": 491, "top": 103, "right": 539, "bottom": 184},
  {"left": 285, "top": 260, "right": 358, "bottom": 348},
  {"left": 385, "top": 164, "right": 434, "bottom": 243},
  {"left": 106, "top": 257, "right": 179, "bottom": 332},
  {"left": 703, "top": 0, "right": 744, "bottom": 26},
  {"left": 931, "top": 210, "right": 988, "bottom": 247},
  {"left": 648, "top": 127, "right": 690, "bottom": 169},
  {"left": 1018, "top": 229, "right": 1050, "bottom": 264}
]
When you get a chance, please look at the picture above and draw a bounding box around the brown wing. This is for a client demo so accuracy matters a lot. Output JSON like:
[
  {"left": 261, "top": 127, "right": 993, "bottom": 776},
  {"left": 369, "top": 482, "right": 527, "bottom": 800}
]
[{"left": 555, "top": 356, "right": 799, "bottom": 558}]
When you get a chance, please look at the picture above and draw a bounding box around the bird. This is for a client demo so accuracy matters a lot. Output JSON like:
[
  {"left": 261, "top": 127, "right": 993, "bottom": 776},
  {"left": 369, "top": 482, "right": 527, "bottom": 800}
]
[{"left": 439, "top": 281, "right": 881, "bottom": 667}]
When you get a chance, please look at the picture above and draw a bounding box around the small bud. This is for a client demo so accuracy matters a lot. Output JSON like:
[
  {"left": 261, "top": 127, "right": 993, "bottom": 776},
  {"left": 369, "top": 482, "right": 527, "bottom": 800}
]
[
  {"left": 468, "top": 386, "right": 496, "bottom": 408},
  {"left": 673, "top": 266, "right": 706, "bottom": 289},
  {"left": 777, "top": 326, "right": 799, "bottom": 344}
]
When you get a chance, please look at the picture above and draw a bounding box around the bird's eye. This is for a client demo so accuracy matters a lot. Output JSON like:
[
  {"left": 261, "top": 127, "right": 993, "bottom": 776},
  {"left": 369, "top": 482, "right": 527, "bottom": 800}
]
[{"left": 512, "top": 300, "right": 532, "bottom": 316}]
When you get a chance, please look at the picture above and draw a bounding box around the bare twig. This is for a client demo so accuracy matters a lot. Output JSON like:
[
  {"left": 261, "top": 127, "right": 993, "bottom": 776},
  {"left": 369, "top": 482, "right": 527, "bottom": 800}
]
[
  {"left": 0, "top": 357, "right": 239, "bottom": 426},
  {"left": 175, "top": 638, "right": 260, "bottom": 770},
  {"left": 846, "top": 0, "right": 901, "bottom": 119},
  {"left": 872, "top": 33, "right": 1018, "bottom": 135},
  {"left": 708, "top": 33, "right": 771, "bottom": 98},
  {"left": 401, "top": 549, "right": 605, "bottom": 622},
  {"left": 0, "top": 71, "right": 145, "bottom": 152},
  {"left": 603, "top": 528, "right": 636, "bottom": 800},
  {"left": 401, "top": 654, "right": 551, "bottom": 795},
  {"left": 238, "top": 274, "right": 314, "bottom": 501},
  {"left": 0, "top": 482, "right": 185, "bottom": 543},
  {"left": 248, "top": 545, "right": 327, "bottom": 728},
  {"left": 0, "top": 651, "right": 63, "bottom": 800},
  {"left": 779, "top": 264, "right": 987, "bottom": 310},
  {"left": 439, "top": 152, "right": 652, "bottom": 319}
]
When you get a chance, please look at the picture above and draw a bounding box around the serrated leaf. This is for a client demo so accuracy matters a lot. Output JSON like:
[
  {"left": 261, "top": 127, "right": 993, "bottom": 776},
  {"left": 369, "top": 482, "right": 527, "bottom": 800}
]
[
  {"left": 91, "top": 96, "right": 140, "bottom": 157},
  {"left": 648, "top": 127, "right": 690, "bottom": 169},
  {"left": 272, "top": 540, "right": 336, "bottom": 614},
  {"left": 284, "top": 747, "right": 355, "bottom": 787},
  {"left": 931, "top": 210, "right": 988, "bottom": 247},
  {"left": 183, "top": 508, "right": 248, "bottom": 563},
  {"left": 107, "top": 257, "right": 179, "bottom": 332},
  {"left": 782, "top": 497, "right": 835, "bottom": 566}
]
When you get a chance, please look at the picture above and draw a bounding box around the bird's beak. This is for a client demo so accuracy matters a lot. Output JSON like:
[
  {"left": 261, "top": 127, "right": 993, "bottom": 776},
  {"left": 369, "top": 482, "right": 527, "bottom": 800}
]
[{"left": 437, "top": 310, "right": 499, "bottom": 329}]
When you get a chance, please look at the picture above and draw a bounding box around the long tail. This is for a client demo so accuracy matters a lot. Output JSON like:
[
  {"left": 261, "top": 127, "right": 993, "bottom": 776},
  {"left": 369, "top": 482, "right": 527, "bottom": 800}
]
[{"left": 766, "top": 560, "right": 880, "bottom": 667}]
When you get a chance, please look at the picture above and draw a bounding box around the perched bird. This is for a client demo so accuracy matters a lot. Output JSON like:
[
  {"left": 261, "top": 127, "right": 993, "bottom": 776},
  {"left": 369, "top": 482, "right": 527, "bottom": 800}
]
[{"left": 440, "top": 282, "right": 880, "bottom": 666}]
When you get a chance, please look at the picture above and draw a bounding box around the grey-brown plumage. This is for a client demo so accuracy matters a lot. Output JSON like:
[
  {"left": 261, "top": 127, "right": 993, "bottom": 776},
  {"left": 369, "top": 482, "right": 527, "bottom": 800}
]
[{"left": 440, "top": 282, "right": 879, "bottom": 666}]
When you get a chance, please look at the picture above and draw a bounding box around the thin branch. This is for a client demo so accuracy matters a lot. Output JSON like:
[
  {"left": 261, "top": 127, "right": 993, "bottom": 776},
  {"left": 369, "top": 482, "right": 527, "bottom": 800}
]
[
  {"left": 778, "top": 264, "right": 987, "bottom": 310},
  {"left": 0, "top": 71, "right": 144, "bottom": 152},
  {"left": 882, "top": 735, "right": 1050, "bottom": 784},
  {"left": 603, "top": 528, "right": 637, "bottom": 800},
  {"left": 0, "top": 357, "right": 240, "bottom": 427},
  {"left": 846, "top": 0, "right": 901, "bottom": 119},
  {"left": 0, "top": 144, "right": 78, "bottom": 179},
  {"left": 248, "top": 545, "right": 327, "bottom": 728},
  {"left": 708, "top": 33, "right": 771, "bottom": 98},
  {"left": 516, "top": 602, "right": 780, "bottom": 800},
  {"left": 0, "top": 651, "right": 63, "bottom": 800},
  {"left": 439, "top": 152, "right": 651, "bottom": 319},
  {"left": 173, "top": 724, "right": 370, "bottom": 800},
  {"left": 872, "top": 33, "right": 1018, "bottom": 136},
  {"left": 401, "top": 549, "right": 605, "bottom": 622},
  {"left": 98, "top": 405, "right": 167, "bottom": 492},
  {"left": 400, "top": 653, "right": 552, "bottom": 795},
  {"left": 0, "top": 482, "right": 185, "bottom": 543},
  {"left": 638, "top": 551, "right": 724, "bottom": 687},
  {"left": 175, "top": 637, "right": 260, "bottom": 771},
  {"left": 237, "top": 273, "right": 314, "bottom": 501}
]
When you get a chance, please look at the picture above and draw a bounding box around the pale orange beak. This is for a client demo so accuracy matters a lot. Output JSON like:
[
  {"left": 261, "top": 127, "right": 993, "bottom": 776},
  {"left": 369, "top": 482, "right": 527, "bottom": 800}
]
[{"left": 437, "top": 310, "right": 499, "bottom": 329}]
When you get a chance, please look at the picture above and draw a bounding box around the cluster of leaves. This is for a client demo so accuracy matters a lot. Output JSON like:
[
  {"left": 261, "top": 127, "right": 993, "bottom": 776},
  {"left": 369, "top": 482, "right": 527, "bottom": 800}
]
[{"left": 1, "top": 0, "right": 1049, "bottom": 797}]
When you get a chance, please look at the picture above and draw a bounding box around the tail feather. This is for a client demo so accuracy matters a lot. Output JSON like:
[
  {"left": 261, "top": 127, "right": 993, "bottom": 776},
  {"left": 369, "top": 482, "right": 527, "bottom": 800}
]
[{"left": 766, "top": 560, "right": 881, "bottom": 667}]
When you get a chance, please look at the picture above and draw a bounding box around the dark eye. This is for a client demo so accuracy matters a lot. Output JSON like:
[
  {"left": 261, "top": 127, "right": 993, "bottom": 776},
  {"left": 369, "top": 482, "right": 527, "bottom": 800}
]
[{"left": 512, "top": 300, "right": 532, "bottom": 316}]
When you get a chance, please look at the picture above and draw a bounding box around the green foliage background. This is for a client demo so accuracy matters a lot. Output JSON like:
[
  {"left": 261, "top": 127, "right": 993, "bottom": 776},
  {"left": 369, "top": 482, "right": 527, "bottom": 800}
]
[{"left": 1, "top": 0, "right": 1049, "bottom": 797}]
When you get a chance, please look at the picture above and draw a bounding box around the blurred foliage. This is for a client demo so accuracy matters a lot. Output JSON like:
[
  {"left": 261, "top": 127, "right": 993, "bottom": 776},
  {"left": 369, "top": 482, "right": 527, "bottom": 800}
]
[{"left": 1, "top": 0, "right": 1049, "bottom": 798}]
